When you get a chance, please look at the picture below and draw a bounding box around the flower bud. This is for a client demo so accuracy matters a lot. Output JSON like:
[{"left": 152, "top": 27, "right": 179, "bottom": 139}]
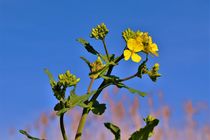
[{"left": 90, "top": 23, "right": 109, "bottom": 40}]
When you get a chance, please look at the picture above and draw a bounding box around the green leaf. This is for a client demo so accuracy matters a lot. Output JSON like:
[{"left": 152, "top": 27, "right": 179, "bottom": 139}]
[
  {"left": 100, "top": 54, "right": 115, "bottom": 63},
  {"left": 56, "top": 108, "right": 69, "bottom": 116},
  {"left": 101, "top": 75, "right": 120, "bottom": 82},
  {"left": 104, "top": 122, "right": 121, "bottom": 140},
  {"left": 54, "top": 102, "right": 65, "bottom": 111},
  {"left": 91, "top": 100, "right": 106, "bottom": 115},
  {"left": 44, "top": 68, "right": 55, "bottom": 85},
  {"left": 19, "top": 130, "right": 44, "bottom": 140},
  {"left": 54, "top": 87, "right": 96, "bottom": 116},
  {"left": 137, "top": 63, "right": 148, "bottom": 78},
  {"left": 66, "top": 89, "right": 96, "bottom": 109},
  {"left": 77, "top": 101, "right": 92, "bottom": 108},
  {"left": 80, "top": 56, "right": 91, "bottom": 70},
  {"left": 125, "top": 86, "right": 147, "bottom": 97},
  {"left": 77, "top": 38, "right": 99, "bottom": 55},
  {"left": 102, "top": 76, "right": 146, "bottom": 97},
  {"left": 115, "top": 82, "right": 146, "bottom": 97},
  {"left": 129, "top": 115, "right": 159, "bottom": 140},
  {"left": 69, "top": 93, "right": 91, "bottom": 107}
]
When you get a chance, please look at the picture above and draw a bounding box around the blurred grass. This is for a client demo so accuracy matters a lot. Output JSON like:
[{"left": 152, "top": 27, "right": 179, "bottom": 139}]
[{"left": 9, "top": 87, "right": 210, "bottom": 140}]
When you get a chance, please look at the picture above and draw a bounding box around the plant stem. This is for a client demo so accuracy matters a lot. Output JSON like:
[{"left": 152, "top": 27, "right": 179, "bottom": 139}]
[
  {"left": 119, "top": 73, "right": 138, "bottom": 82},
  {"left": 119, "top": 54, "right": 149, "bottom": 82},
  {"left": 75, "top": 79, "right": 95, "bottom": 140},
  {"left": 60, "top": 113, "right": 68, "bottom": 140},
  {"left": 102, "top": 39, "right": 110, "bottom": 61},
  {"left": 87, "top": 79, "right": 94, "bottom": 93},
  {"left": 74, "top": 54, "right": 124, "bottom": 140},
  {"left": 75, "top": 108, "right": 89, "bottom": 140}
]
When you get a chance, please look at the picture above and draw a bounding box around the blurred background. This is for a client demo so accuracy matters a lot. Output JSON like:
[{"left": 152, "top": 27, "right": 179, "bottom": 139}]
[{"left": 0, "top": 0, "right": 210, "bottom": 139}]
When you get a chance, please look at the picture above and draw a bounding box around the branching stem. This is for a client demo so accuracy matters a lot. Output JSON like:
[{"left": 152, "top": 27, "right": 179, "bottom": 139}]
[
  {"left": 75, "top": 54, "right": 124, "bottom": 140},
  {"left": 75, "top": 79, "right": 95, "bottom": 140}
]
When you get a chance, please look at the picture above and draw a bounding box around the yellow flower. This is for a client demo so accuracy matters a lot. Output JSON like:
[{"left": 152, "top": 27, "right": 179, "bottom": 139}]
[
  {"left": 123, "top": 36, "right": 143, "bottom": 63},
  {"left": 142, "top": 33, "right": 159, "bottom": 56}
]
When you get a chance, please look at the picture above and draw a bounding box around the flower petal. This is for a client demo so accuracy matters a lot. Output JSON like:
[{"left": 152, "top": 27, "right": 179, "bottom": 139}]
[
  {"left": 151, "top": 43, "right": 158, "bottom": 51},
  {"left": 123, "top": 50, "right": 131, "bottom": 60},
  {"left": 134, "top": 44, "right": 143, "bottom": 52},
  {"left": 131, "top": 53, "right": 141, "bottom": 63},
  {"left": 127, "top": 39, "right": 137, "bottom": 50},
  {"left": 150, "top": 43, "right": 159, "bottom": 56}
]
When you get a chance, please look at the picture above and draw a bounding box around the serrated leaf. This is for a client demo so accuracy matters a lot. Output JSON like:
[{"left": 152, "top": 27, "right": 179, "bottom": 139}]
[
  {"left": 129, "top": 115, "right": 159, "bottom": 140},
  {"left": 91, "top": 100, "right": 106, "bottom": 115},
  {"left": 104, "top": 122, "right": 121, "bottom": 140},
  {"left": 19, "top": 130, "right": 44, "bottom": 140},
  {"left": 77, "top": 38, "right": 99, "bottom": 55}
]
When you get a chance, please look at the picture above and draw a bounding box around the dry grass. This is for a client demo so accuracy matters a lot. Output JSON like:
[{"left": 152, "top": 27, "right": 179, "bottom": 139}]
[{"left": 10, "top": 87, "right": 210, "bottom": 140}]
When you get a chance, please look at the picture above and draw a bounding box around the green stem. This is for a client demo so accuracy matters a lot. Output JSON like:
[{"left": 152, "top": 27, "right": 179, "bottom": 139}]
[
  {"left": 60, "top": 113, "right": 68, "bottom": 140},
  {"left": 74, "top": 54, "right": 124, "bottom": 140},
  {"left": 75, "top": 108, "right": 89, "bottom": 140},
  {"left": 75, "top": 79, "right": 95, "bottom": 140},
  {"left": 102, "top": 39, "right": 110, "bottom": 61},
  {"left": 119, "top": 73, "right": 138, "bottom": 82},
  {"left": 119, "top": 54, "right": 148, "bottom": 82}
]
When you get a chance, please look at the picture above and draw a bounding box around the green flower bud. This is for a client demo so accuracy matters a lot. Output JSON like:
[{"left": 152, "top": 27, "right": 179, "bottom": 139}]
[
  {"left": 144, "top": 115, "right": 156, "bottom": 124},
  {"left": 148, "top": 63, "right": 161, "bottom": 82},
  {"left": 89, "top": 57, "right": 105, "bottom": 79},
  {"left": 137, "top": 63, "right": 148, "bottom": 78},
  {"left": 90, "top": 23, "right": 109, "bottom": 40},
  {"left": 122, "top": 28, "right": 142, "bottom": 42},
  {"left": 58, "top": 70, "right": 80, "bottom": 87}
]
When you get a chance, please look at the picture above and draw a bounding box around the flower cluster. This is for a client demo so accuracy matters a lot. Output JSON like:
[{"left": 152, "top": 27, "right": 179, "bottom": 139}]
[
  {"left": 123, "top": 29, "right": 158, "bottom": 63},
  {"left": 148, "top": 63, "right": 161, "bottom": 82},
  {"left": 89, "top": 57, "right": 105, "bottom": 79},
  {"left": 90, "top": 23, "right": 109, "bottom": 40},
  {"left": 58, "top": 70, "right": 80, "bottom": 87}
]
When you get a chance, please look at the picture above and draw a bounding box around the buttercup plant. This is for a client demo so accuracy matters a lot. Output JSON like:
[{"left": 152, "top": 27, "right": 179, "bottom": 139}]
[{"left": 20, "top": 23, "right": 161, "bottom": 140}]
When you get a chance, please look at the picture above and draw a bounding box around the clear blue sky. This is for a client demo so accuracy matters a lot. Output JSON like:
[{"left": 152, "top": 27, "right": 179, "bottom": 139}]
[{"left": 0, "top": 0, "right": 210, "bottom": 139}]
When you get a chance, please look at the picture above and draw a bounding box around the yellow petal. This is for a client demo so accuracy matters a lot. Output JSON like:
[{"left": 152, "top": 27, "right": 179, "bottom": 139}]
[
  {"left": 151, "top": 43, "right": 158, "bottom": 51},
  {"left": 127, "top": 39, "right": 137, "bottom": 50},
  {"left": 148, "top": 36, "right": 153, "bottom": 43},
  {"left": 136, "top": 36, "right": 143, "bottom": 42},
  {"left": 134, "top": 44, "right": 143, "bottom": 52},
  {"left": 123, "top": 50, "right": 131, "bottom": 60},
  {"left": 131, "top": 53, "right": 141, "bottom": 63},
  {"left": 151, "top": 43, "right": 158, "bottom": 56},
  {"left": 127, "top": 38, "right": 143, "bottom": 52}
]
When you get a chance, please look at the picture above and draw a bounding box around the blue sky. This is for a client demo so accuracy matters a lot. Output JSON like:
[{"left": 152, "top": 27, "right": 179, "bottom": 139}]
[{"left": 0, "top": 0, "right": 210, "bottom": 139}]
